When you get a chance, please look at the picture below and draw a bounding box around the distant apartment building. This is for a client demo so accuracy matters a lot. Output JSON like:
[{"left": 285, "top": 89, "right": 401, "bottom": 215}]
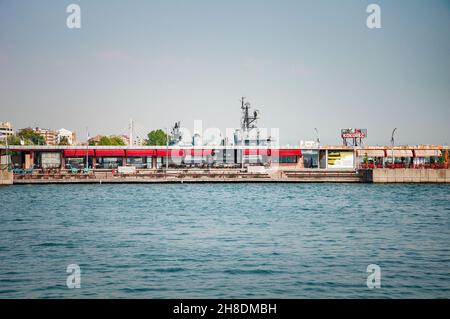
[
  {"left": 87, "top": 135, "right": 102, "bottom": 145},
  {"left": 56, "top": 128, "right": 77, "bottom": 145},
  {"left": 0, "top": 122, "right": 14, "bottom": 140},
  {"left": 34, "top": 128, "right": 57, "bottom": 146},
  {"left": 133, "top": 136, "right": 146, "bottom": 146},
  {"left": 119, "top": 135, "right": 130, "bottom": 145}
]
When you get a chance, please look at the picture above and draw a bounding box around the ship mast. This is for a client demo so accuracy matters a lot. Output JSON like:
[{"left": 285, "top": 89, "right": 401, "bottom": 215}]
[{"left": 240, "top": 97, "right": 259, "bottom": 132}]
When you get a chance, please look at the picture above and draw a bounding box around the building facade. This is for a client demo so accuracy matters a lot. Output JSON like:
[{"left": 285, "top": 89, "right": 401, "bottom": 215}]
[
  {"left": 56, "top": 128, "right": 77, "bottom": 145},
  {"left": 0, "top": 122, "right": 14, "bottom": 140},
  {"left": 34, "top": 128, "right": 57, "bottom": 146}
]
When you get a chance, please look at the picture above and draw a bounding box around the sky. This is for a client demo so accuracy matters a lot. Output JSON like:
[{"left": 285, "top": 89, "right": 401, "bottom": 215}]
[{"left": 0, "top": 0, "right": 449, "bottom": 146}]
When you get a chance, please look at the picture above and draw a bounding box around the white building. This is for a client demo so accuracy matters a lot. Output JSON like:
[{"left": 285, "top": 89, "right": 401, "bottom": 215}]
[{"left": 57, "top": 128, "right": 77, "bottom": 145}]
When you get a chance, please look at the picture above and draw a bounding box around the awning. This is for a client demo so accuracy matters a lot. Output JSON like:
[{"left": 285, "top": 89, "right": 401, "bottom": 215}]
[
  {"left": 95, "top": 149, "right": 125, "bottom": 157},
  {"left": 63, "top": 149, "right": 95, "bottom": 157},
  {"left": 414, "top": 150, "right": 441, "bottom": 157},
  {"left": 272, "top": 149, "right": 302, "bottom": 157},
  {"left": 385, "top": 150, "right": 413, "bottom": 157},
  {"left": 202, "top": 149, "right": 214, "bottom": 156},
  {"left": 156, "top": 149, "right": 184, "bottom": 157},
  {"left": 244, "top": 149, "right": 271, "bottom": 156},
  {"left": 357, "top": 150, "right": 385, "bottom": 157},
  {"left": 188, "top": 149, "right": 214, "bottom": 156},
  {"left": 126, "top": 149, "right": 156, "bottom": 157},
  {"left": 190, "top": 149, "right": 203, "bottom": 156}
]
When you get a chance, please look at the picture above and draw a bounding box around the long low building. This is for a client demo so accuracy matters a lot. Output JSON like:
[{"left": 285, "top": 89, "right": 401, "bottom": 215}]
[{"left": 0, "top": 145, "right": 448, "bottom": 171}]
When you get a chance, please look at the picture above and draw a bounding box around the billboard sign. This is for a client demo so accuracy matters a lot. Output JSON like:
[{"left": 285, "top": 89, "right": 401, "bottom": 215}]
[
  {"left": 341, "top": 129, "right": 367, "bottom": 139},
  {"left": 327, "top": 151, "right": 354, "bottom": 169}
]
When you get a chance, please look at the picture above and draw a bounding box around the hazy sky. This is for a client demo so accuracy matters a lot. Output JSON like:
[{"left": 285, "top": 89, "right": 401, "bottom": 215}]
[{"left": 0, "top": 0, "right": 449, "bottom": 146}]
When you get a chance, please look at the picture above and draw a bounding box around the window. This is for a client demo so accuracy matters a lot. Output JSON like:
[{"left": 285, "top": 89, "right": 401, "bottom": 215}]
[
  {"left": 96, "top": 157, "right": 123, "bottom": 169},
  {"left": 127, "top": 156, "right": 144, "bottom": 167},
  {"left": 273, "top": 156, "right": 297, "bottom": 163}
]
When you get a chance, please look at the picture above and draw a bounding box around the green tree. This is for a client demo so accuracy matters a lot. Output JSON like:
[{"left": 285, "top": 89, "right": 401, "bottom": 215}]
[
  {"left": 97, "top": 136, "right": 126, "bottom": 146},
  {"left": 17, "top": 128, "right": 46, "bottom": 145},
  {"left": 109, "top": 136, "right": 126, "bottom": 146},
  {"left": 363, "top": 153, "right": 369, "bottom": 165},
  {"left": 58, "top": 136, "right": 70, "bottom": 146},
  {"left": 146, "top": 129, "right": 169, "bottom": 146},
  {"left": 6, "top": 135, "right": 22, "bottom": 145}
]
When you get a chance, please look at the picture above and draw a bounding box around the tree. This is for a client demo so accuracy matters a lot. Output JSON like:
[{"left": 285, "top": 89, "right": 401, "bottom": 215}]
[
  {"left": 6, "top": 135, "right": 22, "bottom": 145},
  {"left": 363, "top": 153, "right": 369, "bottom": 165},
  {"left": 17, "top": 128, "right": 46, "bottom": 145},
  {"left": 58, "top": 136, "right": 70, "bottom": 146},
  {"left": 97, "top": 136, "right": 126, "bottom": 146},
  {"left": 109, "top": 136, "right": 126, "bottom": 146},
  {"left": 146, "top": 129, "right": 169, "bottom": 146}
]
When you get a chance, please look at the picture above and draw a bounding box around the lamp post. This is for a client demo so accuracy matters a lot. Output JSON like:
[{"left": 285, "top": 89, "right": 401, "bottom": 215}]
[
  {"left": 165, "top": 127, "right": 169, "bottom": 170},
  {"left": 241, "top": 130, "right": 245, "bottom": 170},
  {"left": 314, "top": 128, "right": 320, "bottom": 169},
  {"left": 391, "top": 128, "right": 397, "bottom": 167},
  {"left": 5, "top": 132, "right": 9, "bottom": 169},
  {"left": 86, "top": 127, "right": 89, "bottom": 170}
]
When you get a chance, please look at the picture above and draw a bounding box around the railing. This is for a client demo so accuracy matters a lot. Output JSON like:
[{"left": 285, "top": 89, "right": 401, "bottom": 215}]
[
  {"left": 12, "top": 167, "right": 271, "bottom": 181},
  {"left": 358, "top": 163, "right": 449, "bottom": 169}
]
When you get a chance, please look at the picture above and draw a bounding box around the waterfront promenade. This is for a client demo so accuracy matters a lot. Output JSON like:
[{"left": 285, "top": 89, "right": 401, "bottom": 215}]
[{"left": 9, "top": 168, "right": 450, "bottom": 184}]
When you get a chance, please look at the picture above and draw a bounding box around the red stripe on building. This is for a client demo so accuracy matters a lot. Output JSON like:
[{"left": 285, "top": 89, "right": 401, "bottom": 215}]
[
  {"left": 189, "top": 149, "right": 214, "bottom": 156},
  {"left": 63, "top": 149, "right": 95, "bottom": 157},
  {"left": 244, "top": 149, "right": 271, "bottom": 156},
  {"left": 156, "top": 149, "right": 184, "bottom": 157},
  {"left": 126, "top": 150, "right": 156, "bottom": 157},
  {"left": 190, "top": 149, "right": 203, "bottom": 156},
  {"left": 95, "top": 149, "right": 125, "bottom": 157},
  {"left": 272, "top": 149, "right": 302, "bottom": 157}
]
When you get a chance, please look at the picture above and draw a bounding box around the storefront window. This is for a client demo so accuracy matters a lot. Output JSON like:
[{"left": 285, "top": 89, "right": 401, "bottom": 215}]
[
  {"left": 96, "top": 157, "right": 123, "bottom": 169},
  {"left": 302, "top": 151, "right": 319, "bottom": 168},
  {"left": 272, "top": 156, "right": 297, "bottom": 163},
  {"left": 126, "top": 156, "right": 148, "bottom": 168}
]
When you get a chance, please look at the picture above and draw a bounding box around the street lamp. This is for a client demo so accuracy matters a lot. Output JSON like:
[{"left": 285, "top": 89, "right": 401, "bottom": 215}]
[
  {"left": 314, "top": 128, "right": 320, "bottom": 169},
  {"left": 86, "top": 127, "right": 89, "bottom": 170},
  {"left": 391, "top": 128, "right": 397, "bottom": 167},
  {"left": 165, "top": 126, "right": 169, "bottom": 170},
  {"left": 241, "top": 130, "right": 245, "bottom": 170}
]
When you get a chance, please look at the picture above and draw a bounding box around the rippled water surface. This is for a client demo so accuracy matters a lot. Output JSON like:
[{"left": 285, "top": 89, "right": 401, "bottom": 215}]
[{"left": 0, "top": 183, "right": 449, "bottom": 298}]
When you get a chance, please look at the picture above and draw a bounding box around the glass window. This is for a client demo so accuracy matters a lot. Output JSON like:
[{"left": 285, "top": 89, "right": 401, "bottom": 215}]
[
  {"left": 126, "top": 156, "right": 148, "bottom": 168},
  {"left": 272, "top": 156, "right": 297, "bottom": 163},
  {"left": 96, "top": 157, "right": 123, "bottom": 169}
]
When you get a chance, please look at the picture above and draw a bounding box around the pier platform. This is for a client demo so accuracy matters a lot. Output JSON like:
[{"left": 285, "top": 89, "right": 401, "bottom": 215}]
[
  {"left": 8, "top": 168, "right": 450, "bottom": 184},
  {"left": 11, "top": 168, "right": 363, "bottom": 184}
]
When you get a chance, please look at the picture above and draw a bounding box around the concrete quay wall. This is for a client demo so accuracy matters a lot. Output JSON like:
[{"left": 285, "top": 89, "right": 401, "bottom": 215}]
[
  {"left": 0, "top": 170, "right": 13, "bottom": 185},
  {"left": 366, "top": 169, "right": 450, "bottom": 183}
]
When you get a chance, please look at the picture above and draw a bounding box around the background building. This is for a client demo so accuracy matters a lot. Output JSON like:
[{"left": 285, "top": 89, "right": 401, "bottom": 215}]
[
  {"left": 34, "top": 128, "right": 57, "bottom": 145},
  {"left": 56, "top": 128, "right": 77, "bottom": 145},
  {"left": 0, "top": 122, "right": 14, "bottom": 140}
]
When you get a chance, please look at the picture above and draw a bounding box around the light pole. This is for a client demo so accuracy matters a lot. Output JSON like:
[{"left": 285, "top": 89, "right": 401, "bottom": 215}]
[
  {"left": 314, "top": 128, "right": 320, "bottom": 169},
  {"left": 165, "top": 127, "right": 169, "bottom": 170},
  {"left": 5, "top": 132, "right": 9, "bottom": 169},
  {"left": 86, "top": 127, "right": 89, "bottom": 170},
  {"left": 391, "top": 128, "right": 397, "bottom": 167},
  {"left": 241, "top": 130, "right": 244, "bottom": 170}
]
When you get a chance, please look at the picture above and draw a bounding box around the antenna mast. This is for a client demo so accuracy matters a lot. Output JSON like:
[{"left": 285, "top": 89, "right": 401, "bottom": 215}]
[{"left": 240, "top": 97, "right": 259, "bottom": 131}]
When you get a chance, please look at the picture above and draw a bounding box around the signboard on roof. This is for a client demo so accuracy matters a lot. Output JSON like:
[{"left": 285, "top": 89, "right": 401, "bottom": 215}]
[{"left": 341, "top": 129, "right": 367, "bottom": 139}]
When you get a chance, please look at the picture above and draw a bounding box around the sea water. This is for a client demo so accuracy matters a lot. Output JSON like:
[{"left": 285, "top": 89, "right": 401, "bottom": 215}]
[{"left": 0, "top": 183, "right": 449, "bottom": 298}]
